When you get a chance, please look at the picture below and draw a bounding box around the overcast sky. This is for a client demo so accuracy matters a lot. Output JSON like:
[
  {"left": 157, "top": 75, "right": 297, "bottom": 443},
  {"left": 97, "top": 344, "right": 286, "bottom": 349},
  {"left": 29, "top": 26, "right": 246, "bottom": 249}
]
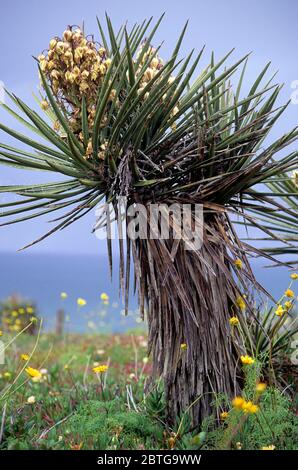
[{"left": 0, "top": 0, "right": 297, "bottom": 254}]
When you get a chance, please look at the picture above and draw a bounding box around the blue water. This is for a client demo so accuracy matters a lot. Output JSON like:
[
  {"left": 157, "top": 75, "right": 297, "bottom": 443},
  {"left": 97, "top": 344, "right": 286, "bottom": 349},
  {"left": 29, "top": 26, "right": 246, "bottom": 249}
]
[
  {"left": 0, "top": 251, "right": 294, "bottom": 332},
  {"left": 0, "top": 251, "right": 139, "bottom": 333}
]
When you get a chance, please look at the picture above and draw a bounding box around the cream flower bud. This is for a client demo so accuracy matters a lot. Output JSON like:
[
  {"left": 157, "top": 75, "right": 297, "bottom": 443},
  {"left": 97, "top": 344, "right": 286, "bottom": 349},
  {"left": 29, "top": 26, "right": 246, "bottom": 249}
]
[
  {"left": 47, "top": 60, "right": 56, "bottom": 71},
  {"left": 47, "top": 50, "right": 55, "bottom": 60},
  {"left": 99, "top": 64, "right": 106, "bottom": 75},
  {"left": 145, "top": 68, "right": 154, "bottom": 81},
  {"left": 40, "top": 100, "right": 49, "bottom": 111},
  {"left": 151, "top": 57, "right": 159, "bottom": 69},
  {"left": 81, "top": 70, "right": 90, "bottom": 80},
  {"left": 73, "top": 31, "right": 83, "bottom": 41},
  {"left": 79, "top": 81, "right": 89, "bottom": 93},
  {"left": 39, "top": 60, "right": 47, "bottom": 72},
  {"left": 98, "top": 47, "right": 106, "bottom": 56},
  {"left": 51, "top": 70, "right": 60, "bottom": 80},
  {"left": 65, "top": 71, "right": 75, "bottom": 83},
  {"left": 56, "top": 41, "right": 65, "bottom": 54},
  {"left": 104, "top": 58, "right": 112, "bottom": 68},
  {"left": 49, "top": 39, "right": 57, "bottom": 50},
  {"left": 53, "top": 120, "right": 61, "bottom": 131},
  {"left": 63, "top": 30, "right": 73, "bottom": 42}
]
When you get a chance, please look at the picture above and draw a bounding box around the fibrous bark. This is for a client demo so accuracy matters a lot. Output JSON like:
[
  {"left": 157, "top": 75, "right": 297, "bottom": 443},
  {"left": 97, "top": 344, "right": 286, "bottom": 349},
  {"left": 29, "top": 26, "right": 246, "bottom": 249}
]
[{"left": 129, "top": 207, "right": 246, "bottom": 425}]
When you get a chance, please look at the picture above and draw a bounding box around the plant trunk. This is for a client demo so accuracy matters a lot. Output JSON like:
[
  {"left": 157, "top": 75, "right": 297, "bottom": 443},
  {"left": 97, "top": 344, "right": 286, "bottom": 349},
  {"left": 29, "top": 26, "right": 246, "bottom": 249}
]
[
  {"left": 147, "top": 243, "right": 240, "bottom": 425},
  {"left": 130, "top": 209, "right": 244, "bottom": 426}
]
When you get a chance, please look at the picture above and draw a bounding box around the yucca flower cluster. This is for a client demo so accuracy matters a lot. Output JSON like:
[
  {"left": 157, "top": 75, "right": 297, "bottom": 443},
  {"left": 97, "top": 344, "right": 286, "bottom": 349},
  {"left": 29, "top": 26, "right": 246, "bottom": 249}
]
[
  {"left": 38, "top": 27, "right": 112, "bottom": 105},
  {"left": 38, "top": 27, "right": 177, "bottom": 163},
  {"left": 0, "top": 296, "right": 39, "bottom": 334},
  {"left": 38, "top": 26, "right": 114, "bottom": 158},
  {"left": 136, "top": 46, "right": 178, "bottom": 126}
]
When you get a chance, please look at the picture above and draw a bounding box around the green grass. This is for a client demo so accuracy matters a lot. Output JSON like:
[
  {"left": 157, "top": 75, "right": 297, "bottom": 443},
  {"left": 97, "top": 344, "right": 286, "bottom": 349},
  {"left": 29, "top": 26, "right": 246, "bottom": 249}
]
[{"left": 0, "top": 332, "right": 297, "bottom": 450}]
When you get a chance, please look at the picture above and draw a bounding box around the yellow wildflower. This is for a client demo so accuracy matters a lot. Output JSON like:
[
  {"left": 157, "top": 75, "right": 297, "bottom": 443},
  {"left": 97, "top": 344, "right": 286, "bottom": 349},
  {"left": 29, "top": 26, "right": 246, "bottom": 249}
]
[
  {"left": 0, "top": 330, "right": 2, "bottom": 336},
  {"left": 25, "top": 367, "right": 42, "bottom": 381},
  {"left": 275, "top": 305, "right": 285, "bottom": 317},
  {"left": 77, "top": 298, "right": 87, "bottom": 307},
  {"left": 234, "top": 258, "right": 243, "bottom": 269},
  {"left": 241, "top": 401, "right": 259, "bottom": 414},
  {"left": 21, "top": 354, "right": 30, "bottom": 361},
  {"left": 240, "top": 355, "right": 255, "bottom": 365},
  {"left": 30, "top": 317, "right": 38, "bottom": 323},
  {"left": 256, "top": 382, "right": 267, "bottom": 393},
  {"left": 18, "top": 308, "right": 25, "bottom": 314},
  {"left": 60, "top": 292, "right": 68, "bottom": 300},
  {"left": 4, "top": 372, "right": 11, "bottom": 379},
  {"left": 248, "top": 404, "right": 259, "bottom": 413},
  {"left": 26, "top": 307, "right": 34, "bottom": 314},
  {"left": 232, "top": 397, "right": 245, "bottom": 410},
  {"left": 100, "top": 292, "right": 109, "bottom": 301},
  {"left": 236, "top": 296, "right": 246, "bottom": 311},
  {"left": 284, "top": 301, "right": 293, "bottom": 310},
  {"left": 220, "top": 411, "right": 229, "bottom": 421},
  {"left": 92, "top": 365, "right": 109, "bottom": 374},
  {"left": 290, "top": 273, "right": 298, "bottom": 280},
  {"left": 284, "top": 289, "right": 294, "bottom": 298},
  {"left": 12, "top": 324, "right": 21, "bottom": 332},
  {"left": 261, "top": 445, "right": 275, "bottom": 450},
  {"left": 229, "top": 316, "right": 239, "bottom": 326},
  {"left": 180, "top": 343, "right": 187, "bottom": 350}
]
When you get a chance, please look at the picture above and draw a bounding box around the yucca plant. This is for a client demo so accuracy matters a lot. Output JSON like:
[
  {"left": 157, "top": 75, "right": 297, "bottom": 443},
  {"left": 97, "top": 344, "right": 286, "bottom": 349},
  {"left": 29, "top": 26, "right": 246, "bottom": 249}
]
[
  {"left": 0, "top": 16, "right": 297, "bottom": 425},
  {"left": 237, "top": 295, "right": 298, "bottom": 371}
]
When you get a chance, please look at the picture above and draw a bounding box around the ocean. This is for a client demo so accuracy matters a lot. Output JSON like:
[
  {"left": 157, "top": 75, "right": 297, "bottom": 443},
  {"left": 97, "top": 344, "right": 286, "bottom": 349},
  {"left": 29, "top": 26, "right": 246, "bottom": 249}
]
[{"left": 0, "top": 251, "right": 294, "bottom": 333}]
